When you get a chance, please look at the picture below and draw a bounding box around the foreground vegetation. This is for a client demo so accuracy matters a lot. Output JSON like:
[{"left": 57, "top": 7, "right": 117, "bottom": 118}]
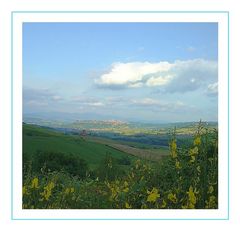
[{"left": 23, "top": 123, "right": 218, "bottom": 209}]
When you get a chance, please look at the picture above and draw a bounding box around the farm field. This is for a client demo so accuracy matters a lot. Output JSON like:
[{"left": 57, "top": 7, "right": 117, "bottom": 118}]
[{"left": 86, "top": 136, "right": 169, "bottom": 161}]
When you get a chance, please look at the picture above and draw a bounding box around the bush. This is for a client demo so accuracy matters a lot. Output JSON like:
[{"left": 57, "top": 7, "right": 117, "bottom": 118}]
[{"left": 33, "top": 151, "right": 89, "bottom": 178}]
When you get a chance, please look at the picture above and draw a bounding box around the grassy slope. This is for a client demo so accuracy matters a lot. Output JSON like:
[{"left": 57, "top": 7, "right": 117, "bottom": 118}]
[
  {"left": 86, "top": 136, "right": 169, "bottom": 161},
  {"left": 23, "top": 124, "right": 136, "bottom": 169}
]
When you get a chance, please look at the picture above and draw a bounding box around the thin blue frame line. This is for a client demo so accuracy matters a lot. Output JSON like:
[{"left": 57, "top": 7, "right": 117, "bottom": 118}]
[
  {"left": 12, "top": 218, "right": 229, "bottom": 221},
  {"left": 12, "top": 10, "right": 229, "bottom": 14},
  {"left": 11, "top": 11, "right": 14, "bottom": 221},
  {"left": 227, "top": 12, "right": 230, "bottom": 220},
  {"left": 11, "top": 10, "right": 229, "bottom": 221}
]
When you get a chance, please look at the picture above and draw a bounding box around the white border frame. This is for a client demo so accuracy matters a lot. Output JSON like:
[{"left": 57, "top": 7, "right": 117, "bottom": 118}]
[{"left": 11, "top": 11, "right": 229, "bottom": 220}]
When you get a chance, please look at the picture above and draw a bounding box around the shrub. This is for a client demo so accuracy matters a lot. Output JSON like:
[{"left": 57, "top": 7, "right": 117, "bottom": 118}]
[{"left": 33, "top": 151, "right": 88, "bottom": 178}]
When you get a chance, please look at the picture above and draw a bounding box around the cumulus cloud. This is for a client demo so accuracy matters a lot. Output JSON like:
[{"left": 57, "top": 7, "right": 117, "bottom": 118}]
[
  {"left": 95, "top": 61, "right": 171, "bottom": 88},
  {"left": 146, "top": 75, "right": 173, "bottom": 87},
  {"left": 95, "top": 59, "right": 218, "bottom": 93}
]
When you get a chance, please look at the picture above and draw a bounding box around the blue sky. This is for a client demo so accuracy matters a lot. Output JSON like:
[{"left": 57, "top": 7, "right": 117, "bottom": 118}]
[{"left": 23, "top": 22, "right": 218, "bottom": 123}]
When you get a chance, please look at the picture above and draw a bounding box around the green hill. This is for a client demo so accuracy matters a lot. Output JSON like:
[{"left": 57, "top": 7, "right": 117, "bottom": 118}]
[{"left": 23, "top": 124, "right": 136, "bottom": 169}]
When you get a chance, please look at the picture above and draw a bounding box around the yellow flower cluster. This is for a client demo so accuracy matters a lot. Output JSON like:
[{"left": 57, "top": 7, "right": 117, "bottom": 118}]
[
  {"left": 125, "top": 202, "right": 132, "bottom": 209},
  {"left": 31, "top": 177, "right": 39, "bottom": 189},
  {"left": 147, "top": 187, "right": 160, "bottom": 203},
  {"left": 184, "top": 186, "right": 197, "bottom": 209},
  {"left": 189, "top": 147, "right": 198, "bottom": 163},
  {"left": 194, "top": 136, "right": 201, "bottom": 146},
  {"left": 167, "top": 193, "right": 177, "bottom": 203},
  {"left": 175, "top": 160, "right": 181, "bottom": 169},
  {"left": 40, "top": 181, "right": 55, "bottom": 201},
  {"left": 106, "top": 180, "right": 129, "bottom": 201},
  {"left": 170, "top": 139, "right": 177, "bottom": 158},
  {"left": 22, "top": 186, "right": 28, "bottom": 195},
  {"left": 65, "top": 187, "right": 75, "bottom": 194}
]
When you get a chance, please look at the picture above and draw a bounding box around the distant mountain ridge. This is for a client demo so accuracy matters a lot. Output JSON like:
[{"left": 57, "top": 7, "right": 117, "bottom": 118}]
[{"left": 23, "top": 116, "right": 218, "bottom": 137}]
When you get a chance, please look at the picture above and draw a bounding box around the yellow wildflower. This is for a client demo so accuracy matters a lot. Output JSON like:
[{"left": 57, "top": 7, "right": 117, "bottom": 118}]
[
  {"left": 194, "top": 136, "right": 201, "bottom": 146},
  {"left": 161, "top": 199, "right": 167, "bottom": 208},
  {"left": 175, "top": 160, "right": 181, "bottom": 169},
  {"left": 41, "top": 181, "right": 55, "bottom": 201},
  {"left": 125, "top": 202, "right": 132, "bottom": 209},
  {"left": 187, "top": 186, "right": 197, "bottom": 208},
  {"left": 64, "top": 187, "right": 74, "bottom": 194},
  {"left": 22, "top": 186, "right": 28, "bottom": 195},
  {"left": 168, "top": 193, "right": 177, "bottom": 203},
  {"left": 189, "top": 147, "right": 198, "bottom": 156},
  {"left": 31, "top": 177, "right": 39, "bottom": 189},
  {"left": 122, "top": 181, "right": 129, "bottom": 192},
  {"left": 147, "top": 187, "right": 160, "bottom": 203},
  {"left": 109, "top": 184, "right": 119, "bottom": 201},
  {"left": 190, "top": 156, "right": 196, "bottom": 163},
  {"left": 170, "top": 139, "right": 177, "bottom": 158}
]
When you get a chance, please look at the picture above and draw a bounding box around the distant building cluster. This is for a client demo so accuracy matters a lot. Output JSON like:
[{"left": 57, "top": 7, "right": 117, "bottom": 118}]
[{"left": 80, "top": 130, "right": 87, "bottom": 136}]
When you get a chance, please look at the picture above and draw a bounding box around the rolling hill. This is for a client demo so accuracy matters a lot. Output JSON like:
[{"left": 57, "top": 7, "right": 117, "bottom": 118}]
[{"left": 23, "top": 124, "right": 138, "bottom": 169}]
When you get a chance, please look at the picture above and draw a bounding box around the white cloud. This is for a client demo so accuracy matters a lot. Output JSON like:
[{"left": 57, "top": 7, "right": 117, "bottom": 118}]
[
  {"left": 207, "top": 82, "right": 218, "bottom": 96},
  {"left": 71, "top": 96, "right": 105, "bottom": 107},
  {"left": 131, "top": 98, "right": 189, "bottom": 112},
  {"left": 131, "top": 98, "right": 160, "bottom": 106},
  {"left": 84, "top": 102, "right": 104, "bottom": 107},
  {"left": 95, "top": 61, "right": 171, "bottom": 87},
  {"left": 95, "top": 59, "right": 218, "bottom": 93},
  {"left": 23, "top": 88, "right": 63, "bottom": 105},
  {"left": 146, "top": 75, "right": 173, "bottom": 86},
  {"left": 52, "top": 95, "right": 62, "bottom": 101},
  {"left": 23, "top": 88, "right": 65, "bottom": 113}
]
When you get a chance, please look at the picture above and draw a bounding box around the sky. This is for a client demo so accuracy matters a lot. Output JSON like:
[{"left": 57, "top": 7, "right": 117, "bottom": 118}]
[{"left": 23, "top": 22, "right": 218, "bottom": 123}]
